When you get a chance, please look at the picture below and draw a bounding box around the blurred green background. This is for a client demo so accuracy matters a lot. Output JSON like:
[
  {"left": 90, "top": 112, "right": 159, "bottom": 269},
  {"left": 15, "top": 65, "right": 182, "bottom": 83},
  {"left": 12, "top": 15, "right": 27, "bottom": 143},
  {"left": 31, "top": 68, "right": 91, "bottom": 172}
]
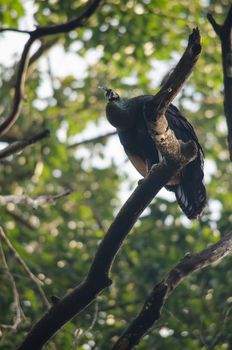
[{"left": 0, "top": 0, "right": 231, "bottom": 349}]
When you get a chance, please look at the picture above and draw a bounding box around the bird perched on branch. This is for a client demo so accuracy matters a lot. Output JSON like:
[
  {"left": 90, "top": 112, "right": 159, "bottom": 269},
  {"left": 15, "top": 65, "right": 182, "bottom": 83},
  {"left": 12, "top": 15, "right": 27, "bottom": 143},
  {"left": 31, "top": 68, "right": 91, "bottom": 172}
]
[{"left": 100, "top": 86, "right": 206, "bottom": 220}]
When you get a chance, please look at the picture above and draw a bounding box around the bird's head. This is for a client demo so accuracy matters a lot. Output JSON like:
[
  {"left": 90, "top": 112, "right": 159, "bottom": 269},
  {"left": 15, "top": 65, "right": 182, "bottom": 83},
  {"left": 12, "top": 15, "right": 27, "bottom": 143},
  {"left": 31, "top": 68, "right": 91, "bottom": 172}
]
[
  {"left": 99, "top": 86, "right": 134, "bottom": 129},
  {"left": 98, "top": 86, "right": 120, "bottom": 102}
]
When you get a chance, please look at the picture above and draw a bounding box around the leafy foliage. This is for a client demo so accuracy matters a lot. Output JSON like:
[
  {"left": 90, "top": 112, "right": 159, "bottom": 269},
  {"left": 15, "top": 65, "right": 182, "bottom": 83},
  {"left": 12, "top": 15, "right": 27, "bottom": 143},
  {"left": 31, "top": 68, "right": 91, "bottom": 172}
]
[{"left": 0, "top": 0, "right": 232, "bottom": 349}]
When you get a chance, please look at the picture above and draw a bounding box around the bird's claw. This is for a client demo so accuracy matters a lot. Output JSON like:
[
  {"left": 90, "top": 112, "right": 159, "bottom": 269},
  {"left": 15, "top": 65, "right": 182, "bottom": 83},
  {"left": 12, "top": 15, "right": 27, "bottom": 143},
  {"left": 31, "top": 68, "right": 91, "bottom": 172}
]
[{"left": 138, "top": 179, "right": 144, "bottom": 185}]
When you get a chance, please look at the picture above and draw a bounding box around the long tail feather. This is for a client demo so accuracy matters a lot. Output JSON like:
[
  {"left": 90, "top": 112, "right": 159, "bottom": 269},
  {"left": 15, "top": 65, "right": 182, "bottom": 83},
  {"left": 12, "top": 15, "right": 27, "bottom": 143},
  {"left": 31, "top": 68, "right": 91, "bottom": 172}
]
[{"left": 174, "top": 156, "right": 206, "bottom": 219}]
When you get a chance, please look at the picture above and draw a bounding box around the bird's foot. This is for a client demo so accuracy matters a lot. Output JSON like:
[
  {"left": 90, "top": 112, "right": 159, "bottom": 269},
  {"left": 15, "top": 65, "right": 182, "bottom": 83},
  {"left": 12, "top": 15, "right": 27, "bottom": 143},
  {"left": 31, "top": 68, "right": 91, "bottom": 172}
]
[{"left": 138, "top": 179, "right": 144, "bottom": 185}]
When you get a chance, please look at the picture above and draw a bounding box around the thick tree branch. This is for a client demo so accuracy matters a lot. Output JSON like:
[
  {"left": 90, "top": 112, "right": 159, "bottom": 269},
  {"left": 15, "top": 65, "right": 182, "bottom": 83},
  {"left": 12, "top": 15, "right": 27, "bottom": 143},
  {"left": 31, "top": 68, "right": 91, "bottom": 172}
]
[
  {"left": 18, "top": 160, "right": 192, "bottom": 350},
  {"left": 18, "top": 28, "right": 200, "bottom": 350},
  {"left": 0, "top": 0, "right": 103, "bottom": 136},
  {"left": 154, "top": 28, "right": 201, "bottom": 112},
  {"left": 0, "top": 129, "right": 50, "bottom": 159},
  {"left": 144, "top": 28, "right": 201, "bottom": 164},
  {"left": 208, "top": 5, "right": 232, "bottom": 160},
  {"left": 112, "top": 232, "right": 232, "bottom": 350},
  {"left": 0, "top": 28, "right": 31, "bottom": 34}
]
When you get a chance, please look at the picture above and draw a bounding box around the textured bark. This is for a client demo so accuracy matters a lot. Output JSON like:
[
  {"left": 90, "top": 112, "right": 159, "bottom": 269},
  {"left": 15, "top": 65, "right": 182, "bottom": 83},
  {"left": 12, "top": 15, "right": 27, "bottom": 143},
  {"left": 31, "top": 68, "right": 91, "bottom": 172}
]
[
  {"left": 18, "top": 28, "right": 200, "bottom": 350},
  {"left": 208, "top": 6, "right": 232, "bottom": 159},
  {"left": 112, "top": 233, "right": 232, "bottom": 350}
]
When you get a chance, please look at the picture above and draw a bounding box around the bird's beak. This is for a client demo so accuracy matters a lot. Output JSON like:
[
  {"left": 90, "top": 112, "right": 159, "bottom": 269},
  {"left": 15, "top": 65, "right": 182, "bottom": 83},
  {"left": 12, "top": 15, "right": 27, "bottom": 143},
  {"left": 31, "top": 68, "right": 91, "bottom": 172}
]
[
  {"left": 98, "top": 86, "right": 120, "bottom": 101},
  {"left": 98, "top": 86, "right": 110, "bottom": 92}
]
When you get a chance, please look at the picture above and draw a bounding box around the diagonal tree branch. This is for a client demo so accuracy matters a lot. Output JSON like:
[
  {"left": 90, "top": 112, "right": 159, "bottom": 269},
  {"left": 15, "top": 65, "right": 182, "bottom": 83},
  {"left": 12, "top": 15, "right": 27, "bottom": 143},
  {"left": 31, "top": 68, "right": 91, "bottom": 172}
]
[
  {"left": 112, "top": 232, "right": 232, "bottom": 350},
  {"left": 0, "top": 28, "right": 31, "bottom": 34},
  {"left": 0, "top": 190, "right": 71, "bottom": 208},
  {"left": 0, "top": 0, "right": 103, "bottom": 136},
  {"left": 207, "top": 5, "right": 232, "bottom": 160},
  {"left": 17, "top": 28, "right": 200, "bottom": 350},
  {"left": 0, "top": 227, "right": 50, "bottom": 308},
  {"left": 0, "top": 129, "right": 50, "bottom": 159},
  {"left": 28, "top": 38, "right": 58, "bottom": 68},
  {"left": 17, "top": 160, "right": 193, "bottom": 350},
  {"left": 144, "top": 28, "right": 201, "bottom": 166},
  {"left": 0, "top": 240, "right": 26, "bottom": 330},
  {"left": 153, "top": 27, "right": 201, "bottom": 113},
  {"left": 0, "top": 36, "right": 34, "bottom": 136}
]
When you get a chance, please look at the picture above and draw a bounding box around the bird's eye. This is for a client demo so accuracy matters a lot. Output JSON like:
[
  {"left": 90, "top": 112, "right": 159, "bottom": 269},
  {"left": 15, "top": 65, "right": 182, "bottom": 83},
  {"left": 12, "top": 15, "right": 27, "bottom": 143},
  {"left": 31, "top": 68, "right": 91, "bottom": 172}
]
[{"left": 108, "top": 90, "right": 119, "bottom": 101}]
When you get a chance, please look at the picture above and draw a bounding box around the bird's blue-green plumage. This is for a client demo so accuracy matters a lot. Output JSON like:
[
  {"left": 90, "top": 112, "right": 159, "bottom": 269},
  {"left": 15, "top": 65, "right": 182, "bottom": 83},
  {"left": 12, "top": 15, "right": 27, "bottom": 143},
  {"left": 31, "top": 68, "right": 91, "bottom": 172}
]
[{"left": 105, "top": 93, "right": 206, "bottom": 219}]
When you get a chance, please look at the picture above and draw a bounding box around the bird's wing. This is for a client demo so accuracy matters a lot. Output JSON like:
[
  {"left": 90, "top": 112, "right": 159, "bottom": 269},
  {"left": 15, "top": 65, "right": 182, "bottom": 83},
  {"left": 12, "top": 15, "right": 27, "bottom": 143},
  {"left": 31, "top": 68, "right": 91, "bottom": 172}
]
[
  {"left": 125, "top": 150, "right": 148, "bottom": 177},
  {"left": 169, "top": 163, "right": 206, "bottom": 219},
  {"left": 117, "top": 126, "right": 159, "bottom": 177},
  {"left": 166, "top": 104, "right": 204, "bottom": 154},
  {"left": 165, "top": 104, "right": 206, "bottom": 219}
]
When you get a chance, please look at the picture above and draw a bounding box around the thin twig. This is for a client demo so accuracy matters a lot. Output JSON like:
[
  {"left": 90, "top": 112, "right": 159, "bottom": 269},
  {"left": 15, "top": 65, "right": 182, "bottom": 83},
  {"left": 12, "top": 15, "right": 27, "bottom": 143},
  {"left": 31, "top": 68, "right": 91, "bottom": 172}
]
[
  {"left": 0, "top": 227, "right": 50, "bottom": 308},
  {"left": 5, "top": 209, "right": 37, "bottom": 230},
  {"left": 72, "top": 300, "right": 99, "bottom": 349},
  {"left": 0, "top": 241, "right": 26, "bottom": 330},
  {"left": 68, "top": 131, "right": 117, "bottom": 149},
  {"left": 28, "top": 38, "right": 58, "bottom": 68},
  {"left": 0, "top": 190, "right": 71, "bottom": 208},
  {"left": 209, "top": 304, "right": 232, "bottom": 347}
]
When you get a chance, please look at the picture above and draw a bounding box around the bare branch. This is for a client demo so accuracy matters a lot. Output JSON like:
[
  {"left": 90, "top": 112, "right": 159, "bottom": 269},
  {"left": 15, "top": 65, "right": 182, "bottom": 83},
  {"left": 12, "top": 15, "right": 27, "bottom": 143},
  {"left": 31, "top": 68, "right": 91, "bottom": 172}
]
[
  {"left": 207, "top": 5, "right": 232, "bottom": 160},
  {"left": 144, "top": 28, "right": 201, "bottom": 166},
  {"left": 154, "top": 28, "right": 201, "bottom": 111},
  {"left": 28, "top": 39, "right": 58, "bottom": 68},
  {"left": 209, "top": 304, "right": 232, "bottom": 347},
  {"left": 68, "top": 131, "right": 117, "bottom": 149},
  {"left": 5, "top": 209, "right": 37, "bottom": 230},
  {"left": 0, "top": 227, "right": 50, "bottom": 308},
  {"left": 0, "top": 28, "right": 31, "bottom": 34},
  {"left": 18, "top": 28, "right": 199, "bottom": 350},
  {"left": 72, "top": 300, "right": 99, "bottom": 349},
  {"left": 17, "top": 160, "right": 193, "bottom": 350},
  {"left": 0, "top": 190, "right": 71, "bottom": 208},
  {"left": 0, "top": 0, "right": 103, "bottom": 136},
  {"left": 0, "top": 36, "right": 34, "bottom": 135},
  {"left": 207, "top": 13, "right": 222, "bottom": 37},
  {"left": 0, "top": 129, "right": 50, "bottom": 159},
  {"left": 112, "top": 233, "right": 232, "bottom": 350},
  {"left": 0, "top": 240, "right": 26, "bottom": 330}
]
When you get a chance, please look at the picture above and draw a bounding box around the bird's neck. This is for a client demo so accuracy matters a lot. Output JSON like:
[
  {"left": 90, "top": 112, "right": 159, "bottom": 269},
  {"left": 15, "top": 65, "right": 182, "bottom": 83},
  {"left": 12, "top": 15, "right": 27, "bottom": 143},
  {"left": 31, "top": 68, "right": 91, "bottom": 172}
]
[{"left": 106, "top": 98, "right": 137, "bottom": 130}]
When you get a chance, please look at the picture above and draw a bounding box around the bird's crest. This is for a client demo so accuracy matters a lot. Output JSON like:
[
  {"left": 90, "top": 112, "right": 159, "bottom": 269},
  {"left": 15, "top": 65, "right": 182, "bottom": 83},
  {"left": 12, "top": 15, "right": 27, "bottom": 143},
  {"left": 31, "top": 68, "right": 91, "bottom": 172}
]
[{"left": 98, "top": 86, "right": 120, "bottom": 101}]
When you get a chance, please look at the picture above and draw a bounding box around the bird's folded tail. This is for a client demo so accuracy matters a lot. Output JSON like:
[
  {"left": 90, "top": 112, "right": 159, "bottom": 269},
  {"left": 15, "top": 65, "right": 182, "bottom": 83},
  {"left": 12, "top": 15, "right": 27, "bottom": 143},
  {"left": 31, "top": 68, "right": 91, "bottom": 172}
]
[{"left": 173, "top": 181, "right": 206, "bottom": 219}]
